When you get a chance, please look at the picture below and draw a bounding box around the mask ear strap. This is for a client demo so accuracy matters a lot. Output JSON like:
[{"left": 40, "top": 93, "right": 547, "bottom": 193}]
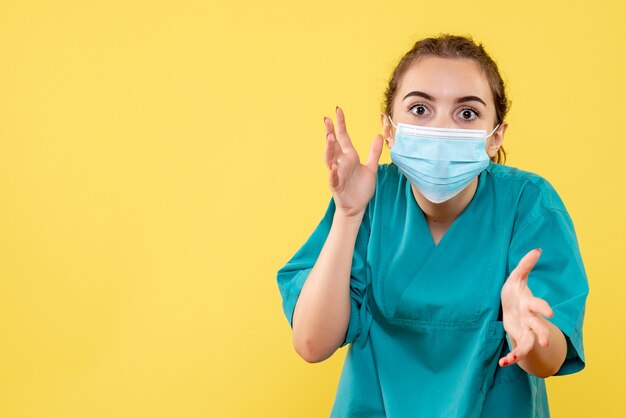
[
  {"left": 388, "top": 114, "right": 398, "bottom": 129},
  {"left": 486, "top": 123, "right": 501, "bottom": 139}
]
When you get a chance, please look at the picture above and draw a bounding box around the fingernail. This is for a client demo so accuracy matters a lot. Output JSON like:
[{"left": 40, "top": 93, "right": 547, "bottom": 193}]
[
  {"left": 512, "top": 355, "right": 517, "bottom": 360},
  {"left": 336, "top": 106, "right": 339, "bottom": 112},
  {"left": 502, "top": 361, "right": 508, "bottom": 366},
  {"left": 536, "top": 248, "right": 542, "bottom": 254}
]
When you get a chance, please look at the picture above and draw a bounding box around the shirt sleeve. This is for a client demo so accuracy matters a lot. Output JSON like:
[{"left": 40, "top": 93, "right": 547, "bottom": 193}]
[
  {"left": 507, "top": 204, "right": 589, "bottom": 376},
  {"left": 276, "top": 196, "right": 371, "bottom": 348}
]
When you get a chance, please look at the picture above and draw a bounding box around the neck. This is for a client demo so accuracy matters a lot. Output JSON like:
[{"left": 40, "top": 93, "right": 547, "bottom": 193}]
[{"left": 411, "top": 176, "right": 479, "bottom": 223}]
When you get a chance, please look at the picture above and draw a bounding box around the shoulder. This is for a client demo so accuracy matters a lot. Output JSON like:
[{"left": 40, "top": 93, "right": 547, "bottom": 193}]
[
  {"left": 377, "top": 161, "right": 399, "bottom": 176},
  {"left": 486, "top": 162, "right": 568, "bottom": 214},
  {"left": 373, "top": 163, "right": 405, "bottom": 199},
  {"left": 361, "top": 163, "right": 404, "bottom": 219},
  {"left": 376, "top": 162, "right": 402, "bottom": 186}
]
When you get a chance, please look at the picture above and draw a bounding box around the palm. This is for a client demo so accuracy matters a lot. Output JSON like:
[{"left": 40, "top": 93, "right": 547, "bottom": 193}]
[
  {"left": 499, "top": 248, "right": 554, "bottom": 367},
  {"left": 323, "top": 107, "right": 383, "bottom": 218}
]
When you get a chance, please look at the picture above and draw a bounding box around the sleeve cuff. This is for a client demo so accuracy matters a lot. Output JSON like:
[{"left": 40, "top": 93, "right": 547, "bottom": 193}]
[
  {"left": 339, "top": 297, "right": 361, "bottom": 348},
  {"left": 546, "top": 313, "right": 585, "bottom": 376},
  {"left": 283, "top": 268, "right": 312, "bottom": 329}
]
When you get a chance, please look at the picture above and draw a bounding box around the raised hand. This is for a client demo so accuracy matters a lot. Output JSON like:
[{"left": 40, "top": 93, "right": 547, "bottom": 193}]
[
  {"left": 499, "top": 248, "right": 555, "bottom": 367},
  {"left": 323, "top": 106, "right": 384, "bottom": 219}
]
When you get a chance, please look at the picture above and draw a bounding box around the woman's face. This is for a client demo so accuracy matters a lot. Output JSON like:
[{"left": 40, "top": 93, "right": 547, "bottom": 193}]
[{"left": 382, "top": 56, "right": 507, "bottom": 158}]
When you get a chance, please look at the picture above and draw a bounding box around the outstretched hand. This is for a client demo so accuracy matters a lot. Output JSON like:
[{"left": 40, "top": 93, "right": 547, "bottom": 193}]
[
  {"left": 323, "top": 106, "right": 383, "bottom": 219},
  {"left": 499, "top": 248, "right": 555, "bottom": 367}
]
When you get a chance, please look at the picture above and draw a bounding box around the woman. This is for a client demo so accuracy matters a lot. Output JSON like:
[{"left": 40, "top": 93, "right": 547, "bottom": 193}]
[{"left": 276, "top": 34, "right": 588, "bottom": 417}]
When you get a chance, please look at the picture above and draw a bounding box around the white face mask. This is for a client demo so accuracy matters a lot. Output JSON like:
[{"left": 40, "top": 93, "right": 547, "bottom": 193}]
[{"left": 388, "top": 115, "right": 499, "bottom": 203}]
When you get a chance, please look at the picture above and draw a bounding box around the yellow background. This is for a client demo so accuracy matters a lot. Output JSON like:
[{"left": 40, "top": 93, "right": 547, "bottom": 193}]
[{"left": 1, "top": 0, "right": 623, "bottom": 416}]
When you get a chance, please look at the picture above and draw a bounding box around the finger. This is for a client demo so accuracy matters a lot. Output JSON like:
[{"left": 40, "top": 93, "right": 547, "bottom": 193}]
[
  {"left": 324, "top": 132, "right": 333, "bottom": 170},
  {"left": 329, "top": 162, "right": 339, "bottom": 190},
  {"left": 326, "top": 120, "right": 345, "bottom": 157},
  {"left": 499, "top": 335, "right": 524, "bottom": 366},
  {"left": 324, "top": 118, "right": 336, "bottom": 170},
  {"left": 510, "top": 248, "right": 542, "bottom": 281},
  {"left": 365, "top": 134, "right": 384, "bottom": 172},
  {"left": 528, "top": 297, "right": 554, "bottom": 318},
  {"left": 528, "top": 315, "right": 551, "bottom": 348},
  {"left": 325, "top": 116, "right": 344, "bottom": 154},
  {"left": 499, "top": 351, "right": 518, "bottom": 367},
  {"left": 501, "top": 328, "right": 536, "bottom": 366},
  {"left": 334, "top": 106, "right": 354, "bottom": 151},
  {"left": 516, "top": 328, "right": 537, "bottom": 359}
]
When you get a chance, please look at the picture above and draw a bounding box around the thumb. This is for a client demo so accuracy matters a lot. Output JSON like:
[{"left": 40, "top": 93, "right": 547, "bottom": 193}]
[
  {"left": 365, "top": 134, "right": 384, "bottom": 172},
  {"left": 512, "top": 248, "right": 542, "bottom": 281}
]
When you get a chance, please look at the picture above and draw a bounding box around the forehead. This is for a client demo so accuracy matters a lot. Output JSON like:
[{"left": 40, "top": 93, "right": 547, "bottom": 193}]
[{"left": 397, "top": 56, "right": 492, "bottom": 104}]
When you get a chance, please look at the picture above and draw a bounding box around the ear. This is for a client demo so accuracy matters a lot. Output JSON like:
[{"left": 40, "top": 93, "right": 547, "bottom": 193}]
[
  {"left": 380, "top": 112, "right": 394, "bottom": 148},
  {"left": 486, "top": 121, "right": 508, "bottom": 158}
]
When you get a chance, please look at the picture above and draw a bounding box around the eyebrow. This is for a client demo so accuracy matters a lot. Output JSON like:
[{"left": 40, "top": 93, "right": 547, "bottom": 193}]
[{"left": 402, "top": 90, "right": 487, "bottom": 107}]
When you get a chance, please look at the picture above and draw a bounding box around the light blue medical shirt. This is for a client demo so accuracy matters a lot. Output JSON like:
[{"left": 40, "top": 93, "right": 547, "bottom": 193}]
[{"left": 277, "top": 161, "right": 588, "bottom": 417}]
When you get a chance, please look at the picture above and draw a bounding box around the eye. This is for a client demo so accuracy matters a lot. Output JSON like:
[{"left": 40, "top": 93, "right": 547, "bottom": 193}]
[
  {"left": 458, "top": 107, "right": 480, "bottom": 121},
  {"left": 409, "top": 103, "right": 430, "bottom": 116}
]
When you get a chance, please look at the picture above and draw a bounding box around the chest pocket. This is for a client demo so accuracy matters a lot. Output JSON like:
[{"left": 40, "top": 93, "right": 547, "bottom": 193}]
[
  {"left": 493, "top": 359, "right": 524, "bottom": 384},
  {"left": 493, "top": 308, "right": 525, "bottom": 384},
  {"left": 480, "top": 320, "right": 525, "bottom": 396}
]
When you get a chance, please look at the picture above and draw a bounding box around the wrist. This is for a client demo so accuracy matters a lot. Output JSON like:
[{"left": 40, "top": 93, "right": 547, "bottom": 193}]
[{"left": 333, "top": 209, "right": 365, "bottom": 226}]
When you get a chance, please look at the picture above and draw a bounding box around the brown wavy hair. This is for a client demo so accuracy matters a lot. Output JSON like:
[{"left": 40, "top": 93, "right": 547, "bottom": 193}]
[{"left": 382, "top": 33, "right": 511, "bottom": 164}]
